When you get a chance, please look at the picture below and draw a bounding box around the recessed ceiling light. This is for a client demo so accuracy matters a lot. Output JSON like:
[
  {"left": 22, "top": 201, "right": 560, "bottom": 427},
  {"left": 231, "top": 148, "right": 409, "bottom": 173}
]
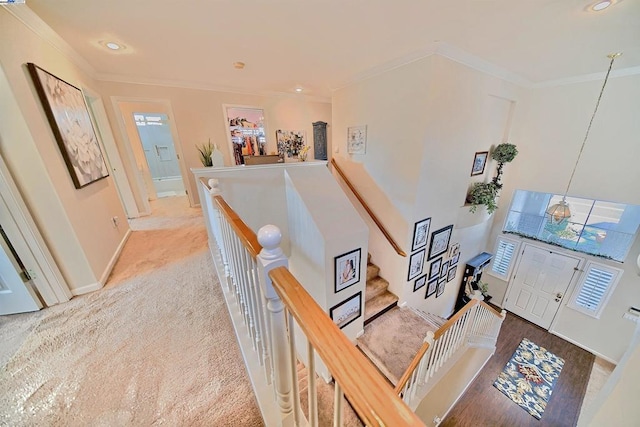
[
  {"left": 105, "top": 42, "right": 121, "bottom": 50},
  {"left": 295, "top": 87, "right": 303, "bottom": 93},
  {"left": 591, "top": 0, "right": 612, "bottom": 11},
  {"left": 233, "top": 62, "right": 245, "bottom": 69}
]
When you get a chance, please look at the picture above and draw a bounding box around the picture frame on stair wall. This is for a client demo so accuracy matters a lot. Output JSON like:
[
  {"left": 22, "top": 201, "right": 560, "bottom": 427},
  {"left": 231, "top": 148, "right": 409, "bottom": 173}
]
[
  {"left": 436, "top": 280, "right": 446, "bottom": 298},
  {"left": 447, "top": 265, "right": 457, "bottom": 282},
  {"left": 407, "top": 249, "right": 425, "bottom": 281},
  {"left": 426, "top": 278, "right": 438, "bottom": 298},
  {"left": 412, "top": 217, "right": 431, "bottom": 252},
  {"left": 330, "top": 292, "right": 362, "bottom": 329},
  {"left": 428, "top": 224, "right": 454, "bottom": 260},
  {"left": 429, "top": 257, "right": 442, "bottom": 280},
  {"left": 335, "top": 248, "right": 361, "bottom": 293},
  {"left": 414, "top": 274, "right": 427, "bottom": 292}
]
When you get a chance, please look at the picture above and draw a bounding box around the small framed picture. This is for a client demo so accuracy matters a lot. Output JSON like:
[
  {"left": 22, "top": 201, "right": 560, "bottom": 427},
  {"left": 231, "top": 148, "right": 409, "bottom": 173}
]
[
  {"left": 436, "top": 280, "right": 446, "bottom": 297},
  {"left": 408, "top": 249, "right": 426, "bottom": 281},
  {"left": 428, "top": 225, "right": 454, "bottom": 261},
  {"left": 447, "top": 266, "right": 457, "bottom": 282},
  {"left": 347, "top": 125, "right": 367, "bottom": 154},
  {"left": 414, "top": 274, "right": 427, "bottom": 292},
  {"left": 335, "top": 248, "right": 361, "bottom": 293},
  {"left": 471, "top": 151, "right": 489, "bottom": 176},
  {"left": 426, "top": 278, "right": 438, "bottom": 298},
  {"left": 412, "top": 217, "right": 431, "bottom": 252},
  {"left": 450, "top": 252, "right": 461, "bottom": 267},
  {"left": 448, "top": 242, "right": 460, "bottom": 259},
  {"left": 429, "top": 257, "right": 442, "bottom": 280},
  {"left": 330, "top": 292, "right": 362, "bottom": 329},
  {"left": 440, "top": 260, "right": 450, "bottom": 280}
]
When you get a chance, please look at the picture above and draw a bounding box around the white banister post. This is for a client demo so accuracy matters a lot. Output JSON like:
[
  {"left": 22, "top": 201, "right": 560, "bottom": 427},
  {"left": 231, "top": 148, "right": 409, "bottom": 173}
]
[
  {"left": 256, "top": 225, "right": 293, "bottom": 418},
  {"left": 207, "top": 179, "right": 229, "bottom": 276}
]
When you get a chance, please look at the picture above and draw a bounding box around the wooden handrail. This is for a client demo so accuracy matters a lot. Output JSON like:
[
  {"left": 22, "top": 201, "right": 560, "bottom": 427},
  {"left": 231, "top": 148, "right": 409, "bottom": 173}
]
[
  {"left": 331, "top": 159, "right": 407, "bottom": 257},
  {"left": 214, "top": 195, "right": 262, "bottom": 258},
  {"left": 394, "top": 299, "right": 504, "bottom": 395},
  {"left": 394, "top": 340, "right": 431, "bottom": 395},
  {"left": 269, "top": 267, "right": 424, "bottom": 426}
]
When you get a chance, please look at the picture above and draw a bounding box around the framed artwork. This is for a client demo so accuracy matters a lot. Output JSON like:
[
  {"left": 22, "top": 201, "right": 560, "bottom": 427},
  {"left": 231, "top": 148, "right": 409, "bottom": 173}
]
[
  {"left": 408, "top": 249, "right": 426, "bottom": 281},
  {"left": 27, "top": 63, "right": 109, "bottom": 189},
  {"left": 335, "top": 249, "right": 361, "bottom": 293},
  {"left": 436, "top": 280, "right": 446, "bottom": 298},
  {"left": 330, "top": 292, "right": 362, "bottom": 329},
  {"left": 225, "top": 105, "right": 267, "bottom": 165},
  {"left": 412, "top": 217, "right": 431, "bottom": 252},
  {"left": 471, "top": 151, "right": 489, "bottom": 176},
  {"left": 447, "top": 266, "right": 457, "bottom": 282},
  {"left": 440, "top": 260, "right": 450, "bottom": 280},
  {"left": 276, "top": 129, "right": 306, "bottom": 158},
  {"left": 347, "top": 125, "right": 367, "bottom": 154},
  {"left": 448, "top": 242, "right": 460, "bottom": 259},
  {"left": 414, "top": 274, "right": 427, "bottom": 292},
  {"left": 428, "top": 225, "right": 454, "bottom": 260},
  {"left": 426, "top": 278, "right": 438, "bottom": 298},
  {"left": 450, "top": 252, "right": 461, "bottom": 267},
  {"left": 429, "top": 257, "right": 442, "bottom": 280}
]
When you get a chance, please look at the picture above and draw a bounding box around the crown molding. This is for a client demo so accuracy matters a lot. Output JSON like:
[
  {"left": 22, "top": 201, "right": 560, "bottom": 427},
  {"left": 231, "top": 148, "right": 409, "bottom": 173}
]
[
  {"left": 96, "top": 72, "right": 331, "bottom": 103},
  {"left": 532, "top": 66, "right": 640, "bottom": 88},
  {"left": 332, "top": 41, "right": 533, "bottom": 92},
  {"left": 2, "top": 4, "right": 97, "bottom": 77}
]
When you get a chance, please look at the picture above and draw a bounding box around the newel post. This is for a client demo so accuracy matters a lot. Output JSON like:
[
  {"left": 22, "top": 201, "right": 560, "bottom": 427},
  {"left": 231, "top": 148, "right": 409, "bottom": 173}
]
[{"left": 257, "top": 225, "right": 293, "bottom": 417}]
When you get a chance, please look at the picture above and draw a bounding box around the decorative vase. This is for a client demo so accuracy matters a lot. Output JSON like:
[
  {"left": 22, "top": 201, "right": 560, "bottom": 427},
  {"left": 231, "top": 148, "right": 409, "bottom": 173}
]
[{"left": 299, "top": 153, "right": 307, "bottom": 162}]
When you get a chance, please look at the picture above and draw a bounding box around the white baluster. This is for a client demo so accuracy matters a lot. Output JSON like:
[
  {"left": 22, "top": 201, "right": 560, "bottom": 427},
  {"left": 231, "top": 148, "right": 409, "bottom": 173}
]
[
  {"left": 207, "top": 179, "right": 229, "bottom": 275},
  {"left": 308, "top": 341, "right": 318, "bottom": 427},
  {"left": 256, "top": 225, "right": 293, "bottom": 417},
  {"left": 333, "top": 382, "right": 343, "bottom": 427},
  {"left": 417, "top": 331, "right": 435, "bottom": 385}
]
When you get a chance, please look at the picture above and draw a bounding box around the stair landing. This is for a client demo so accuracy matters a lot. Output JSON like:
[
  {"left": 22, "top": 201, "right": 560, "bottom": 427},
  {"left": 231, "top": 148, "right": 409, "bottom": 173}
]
[{"left": 364, "top": 263, "right": 398, "bottom": 325}]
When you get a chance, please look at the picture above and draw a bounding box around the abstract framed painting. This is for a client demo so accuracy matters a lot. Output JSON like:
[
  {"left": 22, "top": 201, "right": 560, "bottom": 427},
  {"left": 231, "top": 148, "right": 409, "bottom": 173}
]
[{"left": 27, "top": 63, "right": 109, "bottom": 189}]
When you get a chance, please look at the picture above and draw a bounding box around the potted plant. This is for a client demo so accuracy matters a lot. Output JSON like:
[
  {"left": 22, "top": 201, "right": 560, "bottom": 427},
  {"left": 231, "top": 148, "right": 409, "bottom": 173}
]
[
  {"left": 467, "top": 143, "right": 518, "bottom": 214},
  {"left": 196, "top": 139, "right": 214, "bottom": 167}
]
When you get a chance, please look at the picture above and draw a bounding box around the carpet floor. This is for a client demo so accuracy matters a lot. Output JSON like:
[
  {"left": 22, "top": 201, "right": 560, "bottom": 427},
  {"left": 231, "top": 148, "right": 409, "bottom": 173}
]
[{"left": 0, "top": 196, "right": 263, "bottom": 426}]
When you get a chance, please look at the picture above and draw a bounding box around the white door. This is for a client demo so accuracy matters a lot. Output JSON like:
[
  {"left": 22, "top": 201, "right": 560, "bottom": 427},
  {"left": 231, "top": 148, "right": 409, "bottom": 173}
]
[
  {"left": 0, "top": 234, "right": 41, "bottom": 315},
  {"left": 505, "top": 245, "right": 580, "bottom": 329}
]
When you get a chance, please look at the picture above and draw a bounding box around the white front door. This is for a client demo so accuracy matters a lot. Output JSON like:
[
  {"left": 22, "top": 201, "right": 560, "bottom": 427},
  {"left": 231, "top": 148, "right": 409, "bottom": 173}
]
[
  {"left": 0, "top": 236, "right": 41, "bottom": 315},
  {"left": 505, "top": 244, "right": 580, "bottom": 329}
]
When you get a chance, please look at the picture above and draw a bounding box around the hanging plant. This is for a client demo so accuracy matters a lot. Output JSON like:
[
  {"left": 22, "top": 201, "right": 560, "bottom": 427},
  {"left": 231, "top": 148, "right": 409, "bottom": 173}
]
[{"left": 467, "top": 143, "right": 518, "bottom": 214}]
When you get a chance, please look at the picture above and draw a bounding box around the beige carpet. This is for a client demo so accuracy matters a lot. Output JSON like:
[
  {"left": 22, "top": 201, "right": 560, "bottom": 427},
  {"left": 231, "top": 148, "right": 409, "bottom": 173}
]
[
  {"left": 357, "top": 307, "right": 438, "bottom": 386},
  {"left": 0, "top": 196, "right": 263, "bottom": 426}
]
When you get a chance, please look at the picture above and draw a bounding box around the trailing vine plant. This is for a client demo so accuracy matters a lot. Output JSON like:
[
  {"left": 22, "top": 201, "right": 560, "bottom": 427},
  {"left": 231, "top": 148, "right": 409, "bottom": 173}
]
[{"left": 467, "top": 143, "right": 518, "bottom": 214}]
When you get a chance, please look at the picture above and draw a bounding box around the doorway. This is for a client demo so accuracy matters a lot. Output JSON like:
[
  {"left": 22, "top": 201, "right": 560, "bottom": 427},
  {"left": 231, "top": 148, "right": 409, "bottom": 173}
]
[
  {"left": 504, "top": 244, "right": 582, "bottom": 329},
  {"left": 133, "top": 112, "right": 186, "bottom": 198}
]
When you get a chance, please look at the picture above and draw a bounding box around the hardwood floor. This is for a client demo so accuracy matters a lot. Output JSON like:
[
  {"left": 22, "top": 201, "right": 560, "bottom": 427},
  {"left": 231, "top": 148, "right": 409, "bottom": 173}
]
[{"left": 441, "top": 312, "right": 595, "bottom": 427}]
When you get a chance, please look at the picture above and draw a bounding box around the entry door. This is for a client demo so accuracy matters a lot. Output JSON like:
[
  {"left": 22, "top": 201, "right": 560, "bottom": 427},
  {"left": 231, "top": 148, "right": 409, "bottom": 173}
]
[
  {"left": 0, "top": 232, "right": 40, "bottom": 315},
  {"left": 505, "top": 245, "right": 580, "bottom": 329}
]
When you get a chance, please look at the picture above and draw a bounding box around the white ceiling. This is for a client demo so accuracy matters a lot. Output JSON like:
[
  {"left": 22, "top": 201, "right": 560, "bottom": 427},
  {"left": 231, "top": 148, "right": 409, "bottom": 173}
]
[{"left": 24, "top": 0, "right": 640, "bottom": 99}]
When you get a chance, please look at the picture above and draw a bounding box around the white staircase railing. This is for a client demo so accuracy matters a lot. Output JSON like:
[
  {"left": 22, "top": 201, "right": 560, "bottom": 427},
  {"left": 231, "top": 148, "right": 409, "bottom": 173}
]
[
  {"left": 395, "top": 299, "right": 506, "bottom": 408},
  {"left": 199, "top": 178, "right": 424, "bottom": 426}
]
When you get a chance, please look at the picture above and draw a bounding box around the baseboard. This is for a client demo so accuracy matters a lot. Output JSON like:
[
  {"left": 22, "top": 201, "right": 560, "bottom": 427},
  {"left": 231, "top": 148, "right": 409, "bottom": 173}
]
[
  {"left": 98, "top": 229, "right": 133, "bottom": 286},
  {"left": 71, "top": 281, "right": 103, "bottom": 296},
  {"left": 549, "top": 330, "right": 618, "bottom": 365}
]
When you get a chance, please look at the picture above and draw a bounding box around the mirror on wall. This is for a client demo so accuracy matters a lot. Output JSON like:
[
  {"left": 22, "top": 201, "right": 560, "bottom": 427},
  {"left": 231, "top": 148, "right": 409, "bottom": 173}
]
[{"left": 224, "top": 106, "right": 268, "bottom": 165}]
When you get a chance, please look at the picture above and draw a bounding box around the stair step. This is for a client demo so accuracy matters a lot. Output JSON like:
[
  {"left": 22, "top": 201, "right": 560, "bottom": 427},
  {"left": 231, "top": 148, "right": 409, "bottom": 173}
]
[
  {"left": 365, "top": 276, "right": 389, "bottom": 303},
  {"left": 366, "top": 263, "right": 380, "bottom": 282},
  {"left": 364, "top": 291, "right": 398, "bottom": 325}
]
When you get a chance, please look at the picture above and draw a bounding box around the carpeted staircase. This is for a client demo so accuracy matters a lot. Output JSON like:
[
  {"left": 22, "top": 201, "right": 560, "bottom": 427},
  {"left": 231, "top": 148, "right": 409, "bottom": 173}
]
[
  {"left": 364, "top": 254, "right": 399, "bottom": 324},
  {"left": 358, "top": 255, "right": 447, "bottom": 386}
]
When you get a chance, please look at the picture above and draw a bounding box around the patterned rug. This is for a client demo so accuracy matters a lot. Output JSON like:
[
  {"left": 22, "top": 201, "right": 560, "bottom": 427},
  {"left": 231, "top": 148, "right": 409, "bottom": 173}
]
[{"left": 493, "top": 338, "right": 565, "bottom": 420}]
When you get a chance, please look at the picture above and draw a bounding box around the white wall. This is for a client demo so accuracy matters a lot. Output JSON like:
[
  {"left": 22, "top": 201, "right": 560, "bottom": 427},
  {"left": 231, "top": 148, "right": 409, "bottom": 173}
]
[
  {"left": 332, "top": 54, "right": 521, "bottom": 317},
  {"left": 485, "top": 74, "right": 640, "bottom": 362},
  {"left": 0, "top": 8, "right": 128, "bottom": 293},
  {"left": 100, "top": 81, "right": 331, "bottom": 208}
]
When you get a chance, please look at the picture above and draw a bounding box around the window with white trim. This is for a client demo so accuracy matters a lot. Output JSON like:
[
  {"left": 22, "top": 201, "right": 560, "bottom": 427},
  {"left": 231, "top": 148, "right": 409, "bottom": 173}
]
[
  {"left": 488, "top": 236, "right": 521, "bottom": 281},
  {"left": 568, "top": 261, "right": 623, "bottom": 318}
]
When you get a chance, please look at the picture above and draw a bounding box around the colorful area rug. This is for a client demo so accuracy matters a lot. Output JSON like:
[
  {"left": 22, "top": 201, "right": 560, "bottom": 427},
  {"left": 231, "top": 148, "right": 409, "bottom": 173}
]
[{"left": 493, "top": 338, "right": 565, "bottom": 420}]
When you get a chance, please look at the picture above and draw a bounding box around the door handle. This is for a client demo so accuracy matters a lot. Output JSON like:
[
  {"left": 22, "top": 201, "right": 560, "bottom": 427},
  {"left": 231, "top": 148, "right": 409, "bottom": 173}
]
[{"left": 555, "top": 292, "right": 563, "bottom": 302}]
